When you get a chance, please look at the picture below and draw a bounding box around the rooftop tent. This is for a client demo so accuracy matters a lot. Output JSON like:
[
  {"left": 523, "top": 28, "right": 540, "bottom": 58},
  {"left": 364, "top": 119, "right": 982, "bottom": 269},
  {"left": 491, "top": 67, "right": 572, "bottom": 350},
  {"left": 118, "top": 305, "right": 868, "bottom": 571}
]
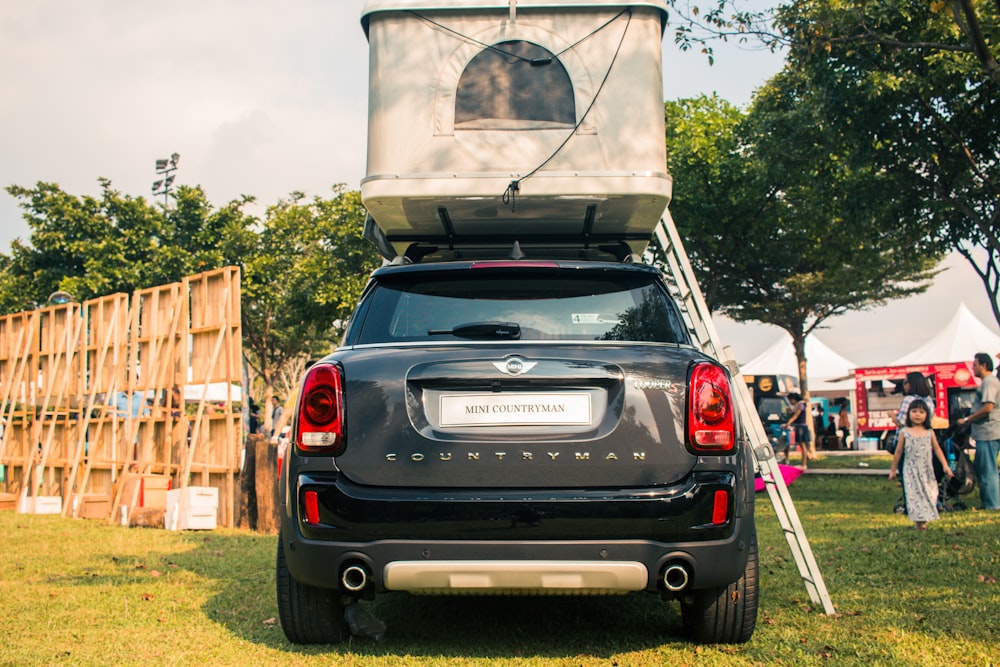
[{"left": 360, "top": 1, "right": 672, "bottom": 258}]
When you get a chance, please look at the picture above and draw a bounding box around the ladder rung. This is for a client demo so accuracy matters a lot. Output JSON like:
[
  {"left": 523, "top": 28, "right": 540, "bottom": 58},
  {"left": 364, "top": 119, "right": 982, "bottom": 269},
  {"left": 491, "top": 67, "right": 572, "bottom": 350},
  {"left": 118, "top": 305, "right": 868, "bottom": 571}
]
[{"left": 649, "top": 212, "right": 836, "bottom": 616}]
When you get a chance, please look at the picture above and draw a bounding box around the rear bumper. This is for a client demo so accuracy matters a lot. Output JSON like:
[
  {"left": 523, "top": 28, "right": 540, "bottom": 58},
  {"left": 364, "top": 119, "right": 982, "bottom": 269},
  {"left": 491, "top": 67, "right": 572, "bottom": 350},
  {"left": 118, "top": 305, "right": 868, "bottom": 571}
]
[{"left": 280, "top": 471, "right": 755, "bottom": 594}]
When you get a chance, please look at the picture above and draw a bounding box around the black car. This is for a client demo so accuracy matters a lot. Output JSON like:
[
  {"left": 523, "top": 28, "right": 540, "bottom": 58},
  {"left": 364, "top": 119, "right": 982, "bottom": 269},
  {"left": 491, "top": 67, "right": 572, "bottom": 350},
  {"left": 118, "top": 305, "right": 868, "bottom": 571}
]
[{"left": 277, "top": 255, "right": 757, "bottom": 644}]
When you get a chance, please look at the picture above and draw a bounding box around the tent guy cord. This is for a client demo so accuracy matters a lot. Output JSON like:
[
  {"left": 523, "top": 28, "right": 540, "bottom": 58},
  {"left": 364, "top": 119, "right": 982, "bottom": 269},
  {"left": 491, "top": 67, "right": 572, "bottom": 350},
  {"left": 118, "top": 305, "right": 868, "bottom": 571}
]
[
  {"left": 410, "top": 8, "right": 629, "bottom": 64},
  {"left": 409, "top": 8, "right": 634, "bottom": 211},
  {"left": 504, "top": 8, "right": 633, "bottom": 210}
]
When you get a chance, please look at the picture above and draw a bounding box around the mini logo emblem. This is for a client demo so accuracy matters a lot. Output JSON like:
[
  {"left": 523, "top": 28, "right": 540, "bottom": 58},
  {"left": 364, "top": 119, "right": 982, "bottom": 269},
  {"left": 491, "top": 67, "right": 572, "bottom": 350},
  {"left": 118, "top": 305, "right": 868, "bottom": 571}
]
[{"left": 493, "top": 357, "right": 537, "bottom": 376}]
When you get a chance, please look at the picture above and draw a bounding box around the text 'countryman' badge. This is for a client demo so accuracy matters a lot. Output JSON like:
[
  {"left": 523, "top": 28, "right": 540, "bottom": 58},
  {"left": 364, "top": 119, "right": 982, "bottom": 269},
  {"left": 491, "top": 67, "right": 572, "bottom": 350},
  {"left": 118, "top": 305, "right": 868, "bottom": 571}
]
[{"left": 439, "top": 393, "right": 591, "bottom": 426}]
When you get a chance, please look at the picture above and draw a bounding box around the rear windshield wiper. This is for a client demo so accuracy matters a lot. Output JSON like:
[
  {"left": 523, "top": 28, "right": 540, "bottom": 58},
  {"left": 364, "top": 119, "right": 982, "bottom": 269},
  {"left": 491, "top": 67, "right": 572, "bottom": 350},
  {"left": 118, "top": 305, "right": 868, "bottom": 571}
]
[{"left": 428, "top": 321, "right": 521, "bottom": 339}]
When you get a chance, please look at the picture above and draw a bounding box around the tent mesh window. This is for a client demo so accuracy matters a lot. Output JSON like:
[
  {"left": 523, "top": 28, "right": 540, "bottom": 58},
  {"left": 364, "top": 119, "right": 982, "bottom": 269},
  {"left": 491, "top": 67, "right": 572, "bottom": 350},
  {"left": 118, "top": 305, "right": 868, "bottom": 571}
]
[{"left": 455, "top": 40, "right": 575, "bottom": 129}]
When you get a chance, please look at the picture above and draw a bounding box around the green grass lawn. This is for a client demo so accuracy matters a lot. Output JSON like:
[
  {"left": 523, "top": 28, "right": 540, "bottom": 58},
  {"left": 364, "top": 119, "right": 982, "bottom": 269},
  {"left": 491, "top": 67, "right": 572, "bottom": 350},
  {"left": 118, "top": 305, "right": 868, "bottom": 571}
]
[
  {"left": 789, "top": 451, "right": 893, "bottom": 470},
  {"left": 1, "top": 475, "right": 998, "bottom": 666}
]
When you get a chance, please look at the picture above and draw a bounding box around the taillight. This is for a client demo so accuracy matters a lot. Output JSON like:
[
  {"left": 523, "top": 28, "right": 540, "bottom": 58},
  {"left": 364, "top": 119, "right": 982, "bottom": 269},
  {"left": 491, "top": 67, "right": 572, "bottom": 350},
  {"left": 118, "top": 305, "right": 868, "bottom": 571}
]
[
  {"left": 687, "top": 361, "right": 735, "bottom": 453},
  {"left": 296, "top": 363, "right": 345, "bottom": 454}
]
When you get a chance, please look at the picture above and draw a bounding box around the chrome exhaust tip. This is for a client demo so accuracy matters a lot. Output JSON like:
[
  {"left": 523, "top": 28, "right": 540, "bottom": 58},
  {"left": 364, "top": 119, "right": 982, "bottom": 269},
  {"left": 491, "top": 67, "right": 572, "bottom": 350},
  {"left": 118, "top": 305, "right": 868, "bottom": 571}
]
[
  {"left": 662, "top": 563, "right": 690, "bottom": 592},
  {"left": 341, "top": 563, "right": 371, "bottom": 593}
]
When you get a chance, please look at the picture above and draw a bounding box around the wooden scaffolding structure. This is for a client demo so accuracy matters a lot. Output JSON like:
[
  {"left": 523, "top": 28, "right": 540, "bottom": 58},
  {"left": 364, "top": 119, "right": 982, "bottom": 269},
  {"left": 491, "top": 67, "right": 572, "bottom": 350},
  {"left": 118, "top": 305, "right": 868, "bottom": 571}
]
[{"left": 0, "top": 267, "right": 243, "bottom": 526}]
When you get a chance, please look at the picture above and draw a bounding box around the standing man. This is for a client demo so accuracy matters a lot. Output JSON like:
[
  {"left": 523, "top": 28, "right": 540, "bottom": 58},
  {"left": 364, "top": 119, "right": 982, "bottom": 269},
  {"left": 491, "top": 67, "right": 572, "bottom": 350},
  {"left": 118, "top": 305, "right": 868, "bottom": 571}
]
[
  {"left": 271, "top": 396, "right": 284, "bottom": 439},
  {"left": 836, "top": 403, "right": 852, "bottom": 450},
  {"left": 958, "top": 352, "right": 1000, "bottom": 511},
  {"left": 785, "top": 393, "right": 812, "bottom": 467}
]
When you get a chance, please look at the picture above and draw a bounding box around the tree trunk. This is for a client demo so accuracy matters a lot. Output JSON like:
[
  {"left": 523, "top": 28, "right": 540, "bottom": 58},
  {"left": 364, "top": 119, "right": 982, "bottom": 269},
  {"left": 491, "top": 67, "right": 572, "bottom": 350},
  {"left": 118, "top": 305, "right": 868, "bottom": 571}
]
[
  {"left": 791, "top": 331, "right": 817, "bottom": 460},
  {"left": 236, "top": 434, "right": 261, "bottom": 530},
  {"left": 253, "top": 435, "right": 280, "bottom": 535}
]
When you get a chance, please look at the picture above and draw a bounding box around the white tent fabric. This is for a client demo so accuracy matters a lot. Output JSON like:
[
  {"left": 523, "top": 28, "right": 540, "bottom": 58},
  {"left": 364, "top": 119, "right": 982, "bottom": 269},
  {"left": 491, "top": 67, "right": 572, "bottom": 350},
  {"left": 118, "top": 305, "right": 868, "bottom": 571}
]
[
  {"left": 740, "top": 335, "right": 858, "bottom": 391},
  {"left": 889, "top": 302, "right": 1000, "bottom": 366}
]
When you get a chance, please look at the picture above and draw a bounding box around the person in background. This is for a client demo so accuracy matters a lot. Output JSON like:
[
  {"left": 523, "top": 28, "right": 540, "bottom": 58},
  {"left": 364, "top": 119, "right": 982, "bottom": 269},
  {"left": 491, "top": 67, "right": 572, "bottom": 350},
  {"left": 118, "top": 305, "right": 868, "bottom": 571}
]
[
  {"left": 958, "top": 352, "right": 1000, "bottom": 510},
  {"left": 248, "top": 396, "right": 260, "bottom": 434},
  {"left": 169, "top": 386, "right": 183, "bottom": 418},
  {"left": 813, "top": 404, "right": 827, "bottom": 440},
  {"left": 889, "top": 372, "right": 934, "bottom": 455},
  {"left": 114, "top": 390, "right": 149, "bottom": 419},
  {"left": 785, "top": 393, "right": 813, "bottom": 465},
  {"left": 271, "top": 396, "right": 284, "bottom": 438},
  {"left": 895, "top": 372, "right": 934, "bottom": 428},
  {"left": 889, "top": 398, "right": 954, "bottom": 530},
  {"left": 837, "top": 403, "right": 852, "bottom": 449}
]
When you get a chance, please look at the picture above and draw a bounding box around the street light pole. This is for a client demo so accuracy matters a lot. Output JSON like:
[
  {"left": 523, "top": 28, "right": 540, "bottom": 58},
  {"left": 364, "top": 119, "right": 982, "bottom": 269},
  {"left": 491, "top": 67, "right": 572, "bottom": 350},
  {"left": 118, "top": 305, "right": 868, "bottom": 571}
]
[{"left": 152, "top": 153, "right": 180, "bottom": 209}]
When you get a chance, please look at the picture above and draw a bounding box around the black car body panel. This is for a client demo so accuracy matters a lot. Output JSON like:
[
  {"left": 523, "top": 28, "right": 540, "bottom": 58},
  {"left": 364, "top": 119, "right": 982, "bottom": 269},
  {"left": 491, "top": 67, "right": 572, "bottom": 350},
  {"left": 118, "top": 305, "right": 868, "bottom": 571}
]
[
  {"left": 279, "top": 259, "right": 755, "bottom": 624},
  {"left": 316, "top": 344, "right": 719, "bottom": 489}
]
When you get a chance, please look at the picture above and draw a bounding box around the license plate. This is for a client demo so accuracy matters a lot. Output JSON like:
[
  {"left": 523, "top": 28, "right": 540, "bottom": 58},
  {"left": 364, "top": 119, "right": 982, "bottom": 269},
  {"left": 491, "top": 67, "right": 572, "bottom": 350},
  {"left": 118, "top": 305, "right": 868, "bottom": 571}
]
[{"left": 439, "top": 393, "right": 592, "bottom": 427}]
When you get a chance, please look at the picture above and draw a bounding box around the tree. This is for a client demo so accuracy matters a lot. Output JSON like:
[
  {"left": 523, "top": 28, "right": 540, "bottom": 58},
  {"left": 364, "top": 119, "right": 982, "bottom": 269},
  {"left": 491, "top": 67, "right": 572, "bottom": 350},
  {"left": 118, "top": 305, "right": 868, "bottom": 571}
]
[
  {"left": 0, "top": 181, "right": 243, "bottom": 310},
  {"left": 674, "top": 0, "right": 1000, "bottom": 325},
  {"left": 770, "top": 0, "right": 1000, "bottom": 326},
  {"left": 0, "top": 181, "right": 381, "bottom": 424},
  {"left": 775, "top": 0, "right": 1000, "bottom": 84},
  {"left": 671, "top": 0, "right": 998, "bottom": 83},
  {"left": 223, "top": 186, "right": 379, "bottom": 430},
  {"left": 663, "top": 93, "right": 941, "bottom": 406}
]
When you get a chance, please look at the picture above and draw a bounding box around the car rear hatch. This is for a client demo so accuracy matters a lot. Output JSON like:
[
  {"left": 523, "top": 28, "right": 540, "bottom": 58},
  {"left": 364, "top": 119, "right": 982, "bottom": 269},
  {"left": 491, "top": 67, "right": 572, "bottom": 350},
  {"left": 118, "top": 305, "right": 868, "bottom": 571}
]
[
  {"left": 327, "top": 345, "right": 712, "bottom": 488},
  {"left": 297, "top": 261, "right": 734, "bottom": 489}
]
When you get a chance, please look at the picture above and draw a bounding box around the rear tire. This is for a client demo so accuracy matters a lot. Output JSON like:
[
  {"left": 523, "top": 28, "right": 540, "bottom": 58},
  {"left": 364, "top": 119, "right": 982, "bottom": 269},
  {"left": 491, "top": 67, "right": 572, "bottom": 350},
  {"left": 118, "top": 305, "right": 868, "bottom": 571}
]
[
  {"left": 276, "top": 538, "right": 349, "bottom": 644},
  {"left": 680, "top": 535, "right": 759, "bottom": 644}
]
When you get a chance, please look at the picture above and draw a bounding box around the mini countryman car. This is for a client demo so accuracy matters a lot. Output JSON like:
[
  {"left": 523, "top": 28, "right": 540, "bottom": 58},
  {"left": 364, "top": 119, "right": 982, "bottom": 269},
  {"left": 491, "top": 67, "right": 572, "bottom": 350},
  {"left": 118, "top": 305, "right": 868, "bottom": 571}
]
[{"left": 277, "top": 251, "right": 758, "bottom": 645}]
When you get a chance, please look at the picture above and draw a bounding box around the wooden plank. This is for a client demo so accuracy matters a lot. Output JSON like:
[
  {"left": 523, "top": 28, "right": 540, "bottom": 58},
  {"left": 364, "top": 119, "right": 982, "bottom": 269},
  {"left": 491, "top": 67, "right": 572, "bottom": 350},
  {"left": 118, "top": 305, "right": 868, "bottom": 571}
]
[
  {"left": 64, "top": 294, "right": 132, "bottom": 518},
  {"left": 1, "top": 268, "right": 243, "bottom": 527},
  {"left": 0, "top": 312, "right": 38, "bottom": 466}
]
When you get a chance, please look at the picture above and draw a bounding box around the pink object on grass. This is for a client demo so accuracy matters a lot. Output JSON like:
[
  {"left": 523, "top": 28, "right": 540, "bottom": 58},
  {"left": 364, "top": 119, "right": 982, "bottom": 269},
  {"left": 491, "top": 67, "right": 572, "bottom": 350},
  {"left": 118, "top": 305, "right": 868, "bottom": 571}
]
[{"left": 754, "top": 464, "right": 804, "bottom": 492}]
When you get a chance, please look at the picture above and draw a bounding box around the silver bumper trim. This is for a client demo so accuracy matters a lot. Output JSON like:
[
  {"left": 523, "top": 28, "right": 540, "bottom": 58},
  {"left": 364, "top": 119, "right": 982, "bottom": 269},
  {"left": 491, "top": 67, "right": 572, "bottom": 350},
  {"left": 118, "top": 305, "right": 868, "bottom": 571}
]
[{"left": 383, "top": 560, "right": 648, "bottom": 595}]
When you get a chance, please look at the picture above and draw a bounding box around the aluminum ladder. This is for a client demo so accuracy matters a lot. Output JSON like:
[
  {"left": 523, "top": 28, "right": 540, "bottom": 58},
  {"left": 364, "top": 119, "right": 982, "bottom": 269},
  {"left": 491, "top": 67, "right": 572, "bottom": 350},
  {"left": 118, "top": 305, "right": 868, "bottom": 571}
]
[{"left": 650, "top": 208, "right": 836, "bottom": 615}]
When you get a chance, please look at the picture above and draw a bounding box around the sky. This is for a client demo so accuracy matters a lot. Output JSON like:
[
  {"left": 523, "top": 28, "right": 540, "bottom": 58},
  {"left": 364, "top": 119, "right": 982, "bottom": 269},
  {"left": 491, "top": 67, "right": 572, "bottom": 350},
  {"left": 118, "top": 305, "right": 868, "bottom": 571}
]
[{"left": 1, "top": 0, "right": 997, "bottom": 369}]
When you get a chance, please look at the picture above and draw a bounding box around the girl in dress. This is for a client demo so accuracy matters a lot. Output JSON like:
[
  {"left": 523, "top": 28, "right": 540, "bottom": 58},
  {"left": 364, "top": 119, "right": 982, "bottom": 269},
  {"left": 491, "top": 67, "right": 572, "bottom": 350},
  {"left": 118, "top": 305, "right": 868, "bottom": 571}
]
[{"left": 888, "top": 399, "right": 954, "bottom": 530}]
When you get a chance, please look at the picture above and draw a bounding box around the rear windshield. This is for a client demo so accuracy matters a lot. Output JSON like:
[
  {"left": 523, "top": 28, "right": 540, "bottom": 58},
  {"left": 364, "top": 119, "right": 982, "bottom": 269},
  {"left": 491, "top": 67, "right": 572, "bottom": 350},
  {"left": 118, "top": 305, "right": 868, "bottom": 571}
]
[{"left": 354, "top": 270, "right": 690, "bottom": 344}]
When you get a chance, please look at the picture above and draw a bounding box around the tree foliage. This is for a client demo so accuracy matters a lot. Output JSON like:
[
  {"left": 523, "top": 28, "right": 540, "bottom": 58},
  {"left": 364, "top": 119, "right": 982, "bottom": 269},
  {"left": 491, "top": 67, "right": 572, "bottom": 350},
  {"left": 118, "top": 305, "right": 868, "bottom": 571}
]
[
  {"left": 771, "top": 0, "right": 1000, "bottom": 325},
  {"left": 0, "top": 181, "right": 379, "bottom": 407},
  {"left": 673, "top": 0, "right": 998, "bottom": 83},
  {"left": 228, "top": 187, "right": 379, "bottom": 405},
  {"left": 663, "top": 93, "right": 942, "bottom": 393},
  {"left": 0, "top": 181, "right": 246, "bottom": 310},
  {"left": 678, "top": 0, "right": 1000, "bottom": 325}
]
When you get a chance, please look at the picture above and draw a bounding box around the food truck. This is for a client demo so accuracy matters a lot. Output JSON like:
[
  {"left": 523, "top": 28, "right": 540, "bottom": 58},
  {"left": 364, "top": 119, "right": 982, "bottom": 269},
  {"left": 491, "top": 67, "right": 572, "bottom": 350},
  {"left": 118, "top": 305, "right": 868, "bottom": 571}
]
[
  {"left": 853, "top": 362, "right": 979, "bottom": 437},
  {"left": 743, "top": 374, "right": 798, "bottom": 431}
]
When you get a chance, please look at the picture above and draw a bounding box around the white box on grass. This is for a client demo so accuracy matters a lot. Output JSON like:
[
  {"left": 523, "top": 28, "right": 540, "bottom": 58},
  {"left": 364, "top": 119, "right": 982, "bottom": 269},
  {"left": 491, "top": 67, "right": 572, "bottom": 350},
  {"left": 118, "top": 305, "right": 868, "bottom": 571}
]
[
  {"left": 17, "top": 495, "right": 63, "bottom": 514},
  {"left": 857, "top": 437, "right": 878, "bottom": 452},
  {"left": 165, "top": 486, "right": 218, "bottom": 530}
]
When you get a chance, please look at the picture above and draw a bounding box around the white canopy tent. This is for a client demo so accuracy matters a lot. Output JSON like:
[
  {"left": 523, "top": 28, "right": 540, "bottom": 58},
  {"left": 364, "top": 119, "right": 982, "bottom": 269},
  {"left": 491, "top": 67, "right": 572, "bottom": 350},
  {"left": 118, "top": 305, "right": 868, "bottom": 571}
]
[
  {"left": 740, "top": 335, "right": 858, "bottom": 392},
  {"left": 889, "top": 302, "right": 1000, "bottom": 366}
]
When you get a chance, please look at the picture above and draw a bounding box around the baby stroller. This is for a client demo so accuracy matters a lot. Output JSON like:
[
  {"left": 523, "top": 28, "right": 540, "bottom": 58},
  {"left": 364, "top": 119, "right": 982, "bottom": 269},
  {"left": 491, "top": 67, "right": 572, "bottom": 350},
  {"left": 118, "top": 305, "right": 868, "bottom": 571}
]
[
  {"left": 772, "top": 424, "right": 808, "bottom": 465},
  {"left": 770, "top": 424, "right": 791, "bottom": 464},
  {"left": 892, "top": 426, "right": 977, "bottom": 514},
  {"left": 936, "top": 427, "right": 977, "bottom": 511}
]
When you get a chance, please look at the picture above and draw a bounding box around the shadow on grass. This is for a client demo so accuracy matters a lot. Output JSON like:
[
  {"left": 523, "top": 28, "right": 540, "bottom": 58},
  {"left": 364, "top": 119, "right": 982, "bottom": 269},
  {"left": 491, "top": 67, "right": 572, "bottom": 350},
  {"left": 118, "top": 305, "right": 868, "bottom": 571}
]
[
  {"left": 152, "top": 475, "right": 998, "bottom": 661},
  {"left": 167, "top": 531, "right": 689, "bottom": 659}
]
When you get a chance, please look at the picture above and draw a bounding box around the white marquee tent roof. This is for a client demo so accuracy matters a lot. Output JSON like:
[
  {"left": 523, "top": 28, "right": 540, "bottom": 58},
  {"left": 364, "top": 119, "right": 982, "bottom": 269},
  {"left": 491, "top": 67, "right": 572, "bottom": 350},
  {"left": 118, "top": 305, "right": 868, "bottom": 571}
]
[
  {"left": 889, "top": 302, "right": 1000, "bottom": 366},
  {"left": 740, "top": 334, "right": 858, "bottom": 391}
]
